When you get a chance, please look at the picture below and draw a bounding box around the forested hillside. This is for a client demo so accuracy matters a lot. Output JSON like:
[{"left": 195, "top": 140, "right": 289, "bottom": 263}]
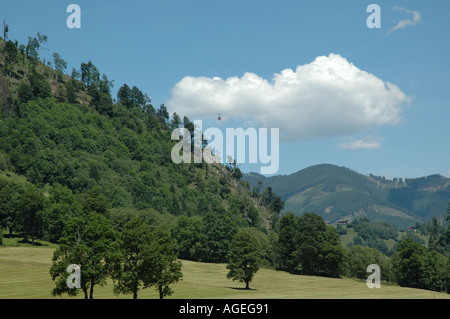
[
  {"left": 244, "top": 164, "right": 450, "bottom": 228},
  {"left": 0, "top": 33, "right": 281, "bottom": 246}
]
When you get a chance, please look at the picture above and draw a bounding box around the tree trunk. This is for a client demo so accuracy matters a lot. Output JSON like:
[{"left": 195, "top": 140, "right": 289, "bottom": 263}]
[
  {"left": 83, "top": 288, "right": 88, "bottom": 299},
  {"left": 159, "top": 285, "right": 163, "bottom": 299},
  {"left": 89, "top": 280, "right": 94, "bottom": 299},
  {"left": 245, "top": 281, "right": 249, "bottom": 290}
]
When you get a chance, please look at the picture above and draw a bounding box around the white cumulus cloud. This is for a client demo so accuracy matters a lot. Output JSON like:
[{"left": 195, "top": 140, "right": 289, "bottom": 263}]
[{"left": 167, "top": 53, "right": 410, "bottom": 142}]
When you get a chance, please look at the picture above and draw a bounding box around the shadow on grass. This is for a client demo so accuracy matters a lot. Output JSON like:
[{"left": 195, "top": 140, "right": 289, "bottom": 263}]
[
  {"left": 226, "top": 287, "right": 258, "bottom": 291},
  {"left": 17, "top": 239, "right": 46, "bottom": 246},
  {"left": 3, "top": 233, "right": 21, "bottom": 239}
]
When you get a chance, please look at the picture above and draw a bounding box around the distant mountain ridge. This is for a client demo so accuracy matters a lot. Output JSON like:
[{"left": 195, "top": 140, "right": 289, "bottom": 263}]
[{"left": 243, "top": 164, "right": 450, "bottom": 228}]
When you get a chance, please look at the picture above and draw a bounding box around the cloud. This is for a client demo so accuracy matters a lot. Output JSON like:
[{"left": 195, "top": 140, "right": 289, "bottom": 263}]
[
  {"left": 338, "top": 135, "right": 383, "bottom": 150},
  {"left": 167, "top": 53, "right": 410, "bottom": 142},
  {"left": 388, "top": 7, "right": 421, "bottom": 34}
]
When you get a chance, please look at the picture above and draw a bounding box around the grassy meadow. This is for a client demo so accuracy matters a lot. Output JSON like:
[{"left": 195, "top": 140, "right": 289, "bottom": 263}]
[{"left": 0, "top": 246, "right": 449, "bottom": 299}]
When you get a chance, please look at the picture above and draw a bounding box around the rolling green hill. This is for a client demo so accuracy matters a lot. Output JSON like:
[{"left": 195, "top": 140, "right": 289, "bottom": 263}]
[{"left": 243, "top": 164, "right": 450, "bottom": 228}]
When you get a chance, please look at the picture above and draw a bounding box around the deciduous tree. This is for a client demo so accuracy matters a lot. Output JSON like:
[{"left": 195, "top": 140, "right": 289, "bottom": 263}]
[
  {"left": 144, "top": 228, "right": 183, "bottom": 299},
  {"left": 112, "top": 218, "right": 153, "bottom": 299},
  {"left": 226, "top": 231, "right": 261, "bottom": 289},
  {"left": 50, "top": 212, "right": 120, "bottom": 299},
  {"left": 17, "top": 186, "right": 45, "bottom": 245},
  {"left": 51, "top": 52, "right": 67, "bottom": 82}
]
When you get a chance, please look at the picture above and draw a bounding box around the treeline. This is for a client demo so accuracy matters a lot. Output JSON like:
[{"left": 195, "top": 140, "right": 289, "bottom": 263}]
[
  {"left": 276, "top": 212, "right": 345, "bottom": 277},
  {"left": 275, "top": 212, "right": 450, "bottom": 293},
  {"left": 345, "top": 239, "right": 450, "bottom": 293},
  {"left": 51, "top": 212, "right": 182, "bottom": 299},
  {"left": 173, "top": 208, "right": 450, "bottom": 294},
  {"left": 1, "top": 171, "right": 449, "bottom": 295},
  {"left": 343, "top": 214, "right": 450, "bottom": 293},
  {"left": 0, "top": 177, "right": 182, "bottom": 299},
  {"left": 0, "top": 173, "right": 269, "bottom": 298}
]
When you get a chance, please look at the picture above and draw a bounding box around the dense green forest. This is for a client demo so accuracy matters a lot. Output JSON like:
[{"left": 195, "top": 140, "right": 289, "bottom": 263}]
[{"left": 0, "top": 31, "right": 449, "bottom": 298}]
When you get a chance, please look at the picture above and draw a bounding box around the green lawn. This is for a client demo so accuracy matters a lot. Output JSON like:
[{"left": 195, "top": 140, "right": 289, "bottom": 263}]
[{"left": 0, "top": 246, "right": 449, "bottom": 299}]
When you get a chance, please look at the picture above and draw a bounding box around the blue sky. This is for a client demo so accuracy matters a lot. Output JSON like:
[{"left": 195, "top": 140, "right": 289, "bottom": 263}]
[{"left": 2, "top": 1, "right": 449, "bottom": 179}]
